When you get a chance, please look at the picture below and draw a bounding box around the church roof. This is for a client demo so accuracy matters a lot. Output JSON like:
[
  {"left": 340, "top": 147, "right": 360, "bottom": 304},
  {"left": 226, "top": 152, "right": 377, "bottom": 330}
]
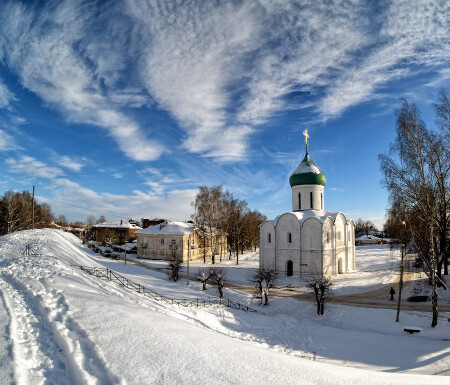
[
  {"left": 269, "top": 210, "right": 343, "bottom": 226},
  {"left": 289, "top": 151, "right": 326, "bottom": 187}
]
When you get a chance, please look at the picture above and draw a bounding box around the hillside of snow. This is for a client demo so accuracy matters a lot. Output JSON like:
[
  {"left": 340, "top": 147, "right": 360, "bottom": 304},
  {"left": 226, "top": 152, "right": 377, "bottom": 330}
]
[{"left": 0, "top": 229, "right": 449, "bottom": 384}]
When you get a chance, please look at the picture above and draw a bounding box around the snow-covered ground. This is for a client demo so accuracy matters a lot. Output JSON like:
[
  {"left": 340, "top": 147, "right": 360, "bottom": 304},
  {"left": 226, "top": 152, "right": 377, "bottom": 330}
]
[
  {"left": 0, "top": 229, "right": 449, "bottom": 384},
  {"left": 130, "top": 245, "right": 402, "bottom": 295}
]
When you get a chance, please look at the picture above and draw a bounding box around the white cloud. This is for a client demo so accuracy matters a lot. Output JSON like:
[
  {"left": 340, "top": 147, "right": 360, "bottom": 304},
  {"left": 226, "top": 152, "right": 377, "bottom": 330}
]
[
  {"left": 5, "top": 155, "right": 195, "bottom": 222},
  {"left": 1, "top": 0, "right": 449, "bottom": 164},
  {"left": 0, "top": 1, "right": 165, "bottom": 162},
  {"left": 0, "top": 129, "right": 20, "bottom": 151},
  {"left": 6, "top": 156, "right": 64, "bottom": 179},
  {"left": 0, "top": 80, "right": 14, "bottom": 108},
  {"left": 56, "top": 156, "right": 85, "bottom": 172}
]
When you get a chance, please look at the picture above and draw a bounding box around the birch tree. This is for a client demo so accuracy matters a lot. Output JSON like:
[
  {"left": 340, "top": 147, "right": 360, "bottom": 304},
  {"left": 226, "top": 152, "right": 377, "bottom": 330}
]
[{"left": 379, "top": 93, "right": 450, "bottom": 327}]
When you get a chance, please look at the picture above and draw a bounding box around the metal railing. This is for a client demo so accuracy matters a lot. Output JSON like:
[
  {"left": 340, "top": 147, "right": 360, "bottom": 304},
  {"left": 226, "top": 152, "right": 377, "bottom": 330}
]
[{"left": 77, "top": 265, "right": 264, "bottom": 315}]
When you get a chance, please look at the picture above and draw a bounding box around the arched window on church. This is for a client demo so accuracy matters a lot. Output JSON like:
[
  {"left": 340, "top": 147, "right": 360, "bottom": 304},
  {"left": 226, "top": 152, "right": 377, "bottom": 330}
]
[
  {"left": 326, "top": 232, "right": 330, "bottom": 243},
  {"left": 287, "top": 232, "right": 292, "bottom": 243},
  {"left": 268, "top": 233, "right": 271, "bottom": 243},
  {"left": 321, "top": 193, "right": 323, "bottom": 210},
  {"left": 298, "top": 193, "right": 301, "bottom": 210},
  {"left": 338, "top": 231, "right": 341, "bottom": 241},
  {"left": 310, "top": 192, "right": 313, "bottom": 209}
]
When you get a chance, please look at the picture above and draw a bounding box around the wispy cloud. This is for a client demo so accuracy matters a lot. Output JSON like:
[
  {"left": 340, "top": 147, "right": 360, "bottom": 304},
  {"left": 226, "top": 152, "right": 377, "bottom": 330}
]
[
  {"left": 0, "top": 1, "right": 164, "bottom": 162},
  {"left": 0, "top": 80, "right": 14, "bottom": 108},
  {"left": 56, "top": 155, "right": 85, "bottom": 172},
  {"left": 0, "top": 0, "right": 448, "bottom": 164},
  {"left": 5, "top": 155, "right": 195, "bottom": 221},
  {"left": 6, "top": 156, "right": 64, "bottom": 179},
  {"left": 0, "top": 129, "right": 20, "bottom": 151}
]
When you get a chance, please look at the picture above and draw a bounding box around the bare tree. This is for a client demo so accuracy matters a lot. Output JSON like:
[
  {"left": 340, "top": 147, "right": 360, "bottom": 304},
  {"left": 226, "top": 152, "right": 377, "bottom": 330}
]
[
  {"left": 248, "top": 267, "right": 280, "bottom": 305},
  {"left": 0, "top": 190, "right": 54, "bottom": 235},
  {"left": 196, "top": 268, "right": 211, "bottom": 291},
  {"left": 192, "top": 186, "right": 227, "bottom": 264},
  {"left": 97, "top": 215, "right": 107, "bottom": 224},
  {"left": 379, "top": 94, "right": 449, "bottom": 327},
  {"left": 306, "top": 276, "right": 333, "bottom": 315},
  {"left": 58, "top": 215, "right": 67, "bottom": 227},
  {"left": 354, "top": 219, "right": 378, "bottom": 237},
  {"left": 86, "top": 214, "right": 97, "bottom": 225},
  {"left": 168, "top": 260, "right": 183, "bottom": 282},
  {"left": 209, "top": 267, "right": 226, "bottom": 298}
]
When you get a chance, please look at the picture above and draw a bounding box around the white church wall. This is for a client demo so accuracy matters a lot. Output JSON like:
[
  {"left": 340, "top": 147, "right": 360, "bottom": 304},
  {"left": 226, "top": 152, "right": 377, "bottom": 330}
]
[
  {"left": 291, "top": 185, "right": 324, "bottom": 211},
  {"left": 275, "top": 213, "right": 301, "bottom": 275},
  {"left": 335, "top": 214, "right": 347, "bottom": 273},
  {"left": 300, "top": 217, "right": 322, "bottom": 275},
  {"left": 322, "top": 218, "right": 334, "bottom": 277},
  {"left": 260, "top": 221, "right": 275, "bottom": 270}
]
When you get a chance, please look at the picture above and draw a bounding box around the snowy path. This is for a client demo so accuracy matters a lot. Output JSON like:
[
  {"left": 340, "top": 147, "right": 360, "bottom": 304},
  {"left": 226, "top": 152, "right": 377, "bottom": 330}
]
[
  {"left": 0, "top": 232, "right": 121, "bottom": 385},
  {"left": 0, "top": 287, "right": 14, "bottom": 384}
]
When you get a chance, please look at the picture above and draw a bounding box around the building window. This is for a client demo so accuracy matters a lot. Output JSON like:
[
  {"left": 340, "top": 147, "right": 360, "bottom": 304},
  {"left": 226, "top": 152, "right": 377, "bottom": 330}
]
[
  {"left": 310, "top": 192, "right": 313, "bottom": 209},
  {"left": 160, "top": 238, "right": 165, "bottom": 245},
  {"left": 298, "top": 193, "right": 301, "bottom": 210},
  {"left": 268, "top": 233, "right": 271, "bottom": 243},
  {"left": 321, "top": 193, "right": 323, "bottom": 210},
  {"left": 287, "top": 232, "right": 292, "bottom": 243},
  {"left": 172, "top": 251, "right": 176, "bottom": 258},
  {"left": 338, "top": 231, "right": 341, "bottom": 241},
  {"left": 327, "top": 232, "right": 330, "bottom": 243},
  {"left": 171, "top": 239, "right": 176, "bottom": 246},
  {"left": 159, "top": 250, "right": 164, "bottom": 257}
]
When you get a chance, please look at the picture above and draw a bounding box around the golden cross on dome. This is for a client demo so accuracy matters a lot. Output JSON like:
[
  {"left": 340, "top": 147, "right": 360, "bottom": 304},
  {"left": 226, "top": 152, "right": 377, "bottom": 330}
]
[{"left": 303, "top": 129, "right": 309, "bottom": 147}]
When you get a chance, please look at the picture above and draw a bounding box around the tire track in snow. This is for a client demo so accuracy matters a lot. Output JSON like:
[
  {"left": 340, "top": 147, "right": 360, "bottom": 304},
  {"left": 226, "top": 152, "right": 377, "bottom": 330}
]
[{"left": 0, "top": 273, "right": 121, "bottom": 385}]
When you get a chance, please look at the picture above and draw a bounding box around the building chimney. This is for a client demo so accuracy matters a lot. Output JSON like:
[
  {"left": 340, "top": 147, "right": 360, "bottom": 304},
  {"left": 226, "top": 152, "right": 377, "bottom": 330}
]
[
  {"left": 120, "top": 220, "right": 123, "bottom": 225},
  {"left": 159, "top": 222, "right": 166, "bottom": 230}
]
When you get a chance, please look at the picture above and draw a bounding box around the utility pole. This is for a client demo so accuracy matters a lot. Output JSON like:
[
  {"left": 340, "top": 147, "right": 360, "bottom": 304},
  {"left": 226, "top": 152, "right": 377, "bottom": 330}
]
[
  {"left": 187, "top": 235, "right": 190, "bottom": 286},
  {"left": 32, "top": 185, "right": 35, "bottom": 230}
]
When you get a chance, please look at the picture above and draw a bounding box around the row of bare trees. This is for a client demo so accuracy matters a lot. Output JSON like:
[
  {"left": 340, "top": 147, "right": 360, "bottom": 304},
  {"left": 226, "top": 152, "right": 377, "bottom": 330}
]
[
  {"left": 354, "top": 219, "right": 378, "bottom": 237},
  {"left": 0, "top": 190, "right": 55, "bottom": 236},
  {"left": 192, "top": 186, "right": 266, "bottom": 264},
  {"left": 379, "top": 89, "right": 449, "bottom": 327}
]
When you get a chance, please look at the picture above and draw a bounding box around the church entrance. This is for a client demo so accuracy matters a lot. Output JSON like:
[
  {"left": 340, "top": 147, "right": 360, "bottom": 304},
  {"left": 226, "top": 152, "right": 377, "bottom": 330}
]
[
  {"left": 338, "top": 258, "right": 343, "bottom": 274},
  {"left": 287, "top": 260, "right": 293, "bottom": 276}
]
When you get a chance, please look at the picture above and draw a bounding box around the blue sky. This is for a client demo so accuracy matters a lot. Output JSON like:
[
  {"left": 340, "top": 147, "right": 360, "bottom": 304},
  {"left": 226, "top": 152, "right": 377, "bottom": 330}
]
[{"left": 0, "top": 0, "right": 449, "bottom": 228}]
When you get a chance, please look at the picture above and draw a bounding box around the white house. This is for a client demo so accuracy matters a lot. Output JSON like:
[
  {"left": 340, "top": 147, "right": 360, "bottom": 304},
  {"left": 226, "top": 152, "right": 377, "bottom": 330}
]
[{"left": 260, "top": 132, "right": 355, "bottom": 277}]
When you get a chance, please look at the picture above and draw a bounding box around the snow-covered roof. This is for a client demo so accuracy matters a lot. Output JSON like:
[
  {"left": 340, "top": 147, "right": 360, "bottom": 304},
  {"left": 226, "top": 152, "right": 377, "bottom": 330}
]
[
  {"left": 290, "top": 160, "right": 321, "bottom": 175},
  {"left": 289, "top": 152, "right": 326, "bottom": 187},
  {"left": 92, "top": 221, "right": 142, "bottom": 229},
  {"left": 136, "top": 221, "right": 194, "bottom": 236},
  {"left": 268, "top": 210, "right": 345, "bottom": 226}
]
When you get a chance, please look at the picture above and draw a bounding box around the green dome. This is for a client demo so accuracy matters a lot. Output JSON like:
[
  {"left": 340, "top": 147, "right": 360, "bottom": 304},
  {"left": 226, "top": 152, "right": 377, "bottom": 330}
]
[{"left": 289, "top": 152, "right": 326, "bottom": 187}]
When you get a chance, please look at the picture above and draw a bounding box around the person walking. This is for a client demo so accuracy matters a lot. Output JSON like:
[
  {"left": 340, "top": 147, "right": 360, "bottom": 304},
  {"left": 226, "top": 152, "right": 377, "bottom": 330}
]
[{"left": 389, "top": 286, "right": 395, "bottom": 300}]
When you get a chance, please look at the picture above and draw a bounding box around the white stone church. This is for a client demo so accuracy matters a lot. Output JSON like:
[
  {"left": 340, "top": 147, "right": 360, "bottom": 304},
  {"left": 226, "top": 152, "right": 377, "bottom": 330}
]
[{"left": 260, "top": 131, "right": 355, "bottom": 277}]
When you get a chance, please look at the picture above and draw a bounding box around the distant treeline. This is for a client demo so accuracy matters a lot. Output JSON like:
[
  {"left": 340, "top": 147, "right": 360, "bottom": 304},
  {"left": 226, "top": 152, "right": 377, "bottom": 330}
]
[{"left": 0, "top": 190, "right": 54, "bottom": 236}]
